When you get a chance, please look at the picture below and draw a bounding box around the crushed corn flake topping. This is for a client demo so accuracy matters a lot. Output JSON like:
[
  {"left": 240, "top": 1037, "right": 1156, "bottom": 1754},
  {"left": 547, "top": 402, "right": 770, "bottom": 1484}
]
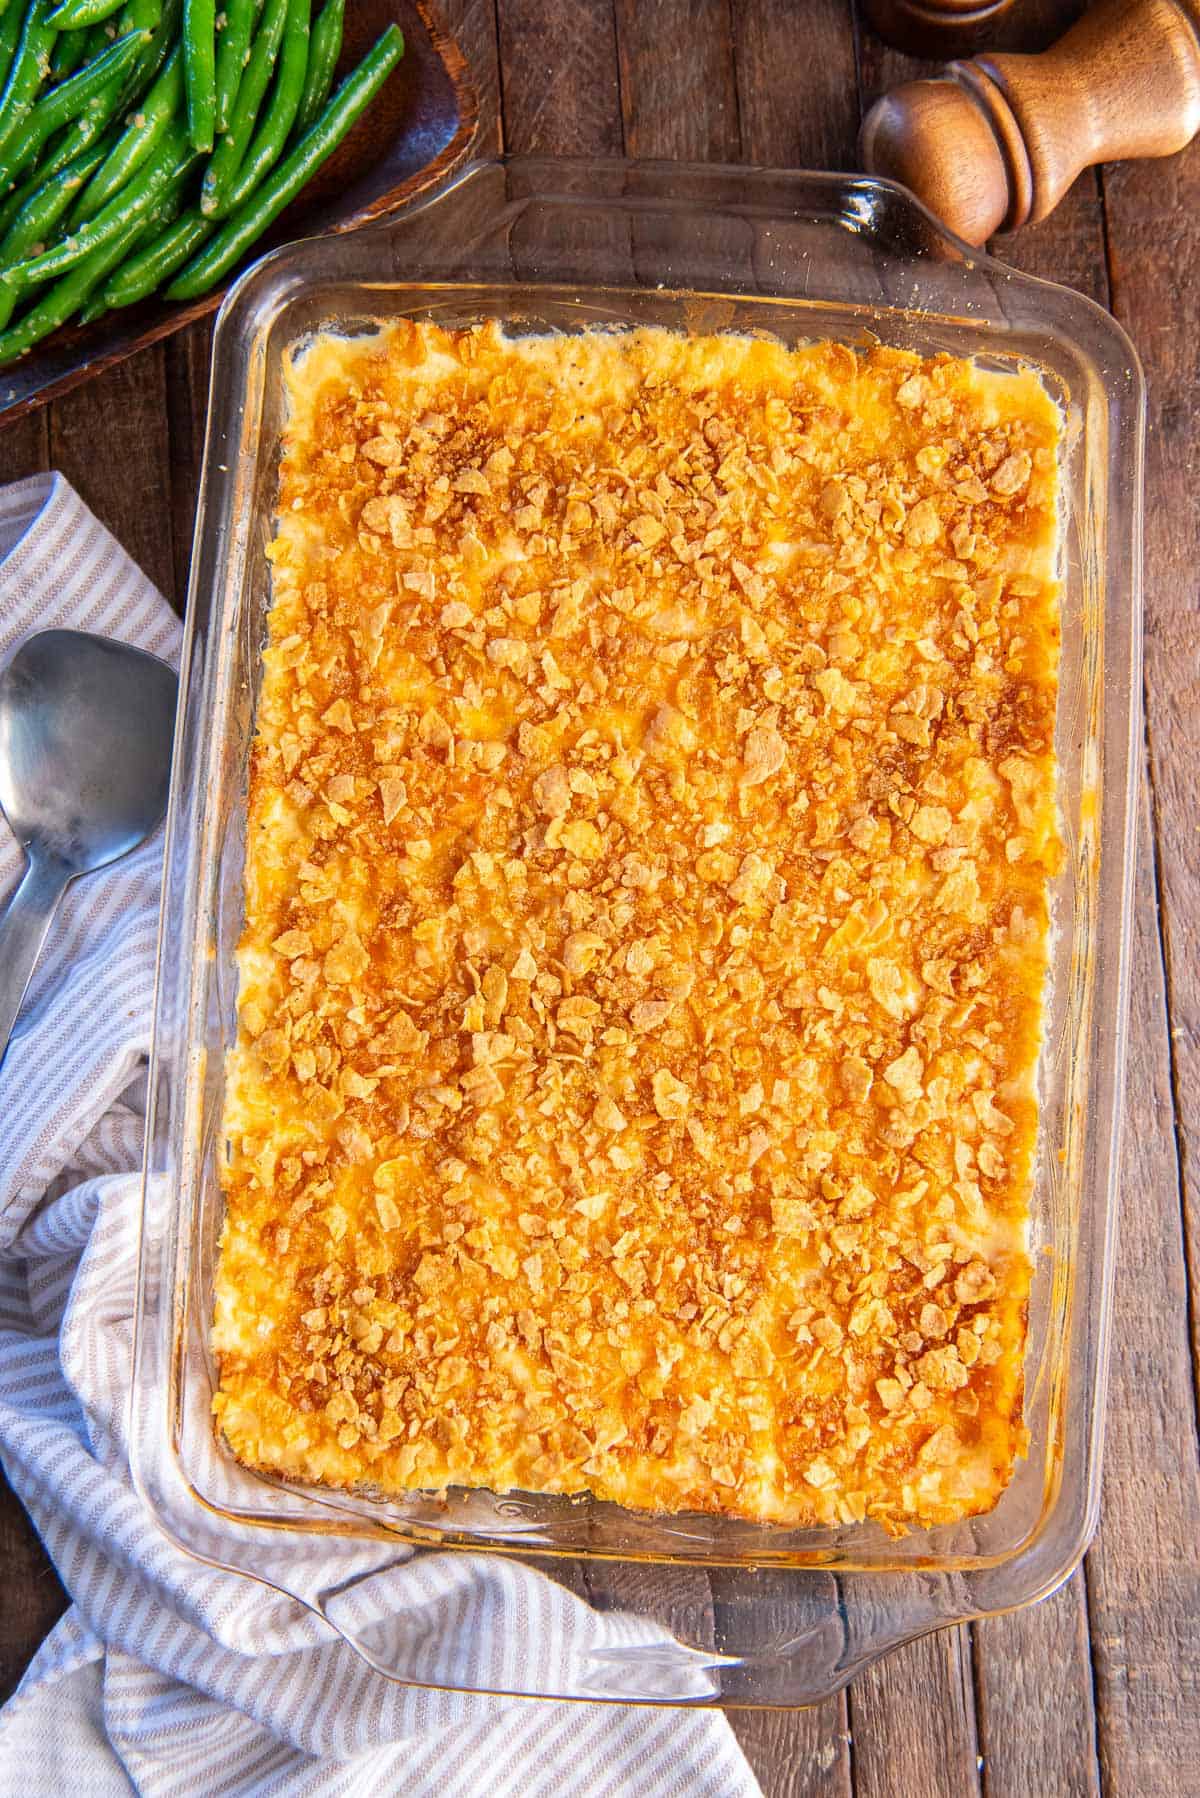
[{"left": 213, "top": 321, "right": 1062, "bottom": 1531}]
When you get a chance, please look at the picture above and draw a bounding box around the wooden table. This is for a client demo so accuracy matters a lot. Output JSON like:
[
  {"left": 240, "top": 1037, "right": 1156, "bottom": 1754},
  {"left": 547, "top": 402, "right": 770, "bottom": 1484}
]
[{"left": 2, "top": 2, "right": 1197, "bottom": 1791}]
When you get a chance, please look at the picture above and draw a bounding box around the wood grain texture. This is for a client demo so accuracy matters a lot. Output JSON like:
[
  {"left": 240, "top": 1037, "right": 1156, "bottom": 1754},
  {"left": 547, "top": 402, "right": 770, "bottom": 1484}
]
[
  {"left": 441, "top": 0, "right": 504, "bottom": 153},
  {"left": 615, "top": 0, "right": 741, "bottom": 161},
  {"left": 496, "top": 0, "right": 622, "bottom": 154},
  {"left": 735, "top": 0, "right": 860, "bottom": 169},
  {"left": 1, "top": 4, "right": 1198, "bottom": 1796},
  {"left": 973, "top": 1575, "right": 1100, "bottom": 1798},
  {"left": 1083, "top": 785, "right": 1200, "bottom": 1794},
  {"left": 0, "top": 1478, "right": 65, "bottom": 1706},
  {"left": 847, "top": 1625, "right": 981, "bottom": 1798},
  {"left": 48, "top": 348, "right": 176, "bottom": 602},
  {"left": 1102, "top": 116, "right": 1200, "bottom": 1454}
]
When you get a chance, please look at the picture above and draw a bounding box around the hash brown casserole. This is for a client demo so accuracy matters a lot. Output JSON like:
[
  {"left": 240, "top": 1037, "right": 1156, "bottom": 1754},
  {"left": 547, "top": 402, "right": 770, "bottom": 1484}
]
[{"left": 213, "top": 320, "right": 1062, "bottom": 1530}]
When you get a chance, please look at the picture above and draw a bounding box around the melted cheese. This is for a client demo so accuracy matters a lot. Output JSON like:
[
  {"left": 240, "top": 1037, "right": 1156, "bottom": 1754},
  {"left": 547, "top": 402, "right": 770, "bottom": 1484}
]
[{"left": 214, "top": 321, "right": 1061, "bottom": 1531}]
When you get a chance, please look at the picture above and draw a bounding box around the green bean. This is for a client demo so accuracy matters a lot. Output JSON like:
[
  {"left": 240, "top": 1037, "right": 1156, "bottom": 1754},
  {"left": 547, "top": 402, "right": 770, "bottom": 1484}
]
[
  {"left": 209, "top": 0, "right": 307, "bottom": 219},
  {"left": 0, "top": 2, "right": 59, "bottom": 172},
  {"left": 40, "top": 0, "right": 181, "bottom": 184},
  {"left": 168, "top": 24, "right": 403, "bottom": 301},
  {"left": 0, "top": 185, "right": 177, "bottom": 361},
  {"left": 33, "top": 0, "right": 177, "bottom": 190},
  {"left": 213, "top": 0, "right": 256, "bottom": 134},
  {"left": 67, "top": 41, "right": 182, "bottom": 225},
  {"left": 119, "top": 0, "right": 178, "bottom": 89},
  {"left": 49, "top": 22, "right": 99, "bottom": 77},
  {"left": 46, "top": 0, "right": 124, "bottom": 27},
  {"left": 0, "top": 29, "right": 147, "bottom": 194},
  {"left": 3, "top": 118, "right": 194, "bottom": 286},
  {"left": 0, "top": 4, "right": 25, "bottom": 96},
  {"left": 0, "top": 127, "right": 114, "bottom": 247},
  {"left": 292, "top": 0, "right": 340, "bottom": 136},
  {"left": 98, "top": 200, "right": 211, "bottom": 307},
  {"left": 199, "top": 0, "right": 285, "bottom": 213},
  {"left": 117, "top": 0, "right": 162, "bottom": 31},
  {"left": 0, "top": 139, "right": 109, "bottom": 265},
  {"left": 182, "top": 0, "right": 215, "bottom": 149}
]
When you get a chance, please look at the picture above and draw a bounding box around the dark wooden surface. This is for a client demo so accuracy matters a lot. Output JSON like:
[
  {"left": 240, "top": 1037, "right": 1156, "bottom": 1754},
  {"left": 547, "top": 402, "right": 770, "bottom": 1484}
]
[{"left": 2, "top": 2, "right": 1198, "bottom": 1792}]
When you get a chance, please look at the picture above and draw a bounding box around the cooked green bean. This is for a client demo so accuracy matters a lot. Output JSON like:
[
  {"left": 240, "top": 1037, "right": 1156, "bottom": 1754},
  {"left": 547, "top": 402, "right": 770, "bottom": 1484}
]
[
  {"left": 0, "top": 29, "right": 147, "bottom": 194},
  {"left": 120, "top": 0, "right": 178, "bottom": 88},
  {"left": 0, "top": 2, "right": 59, "bottom": 171},
  {"left": 46, "top": 0, "right": 125, "bottom": 27},
  {"left": 0, "top": 5, "right": 25, "bottom": 96},
  {"left": 209, "top": 0, "right": 307, "bottom": 219},
  {"left": 118, "top": 0, "right": 163, "bottom": 32},
  {"left": 3, "top": 119, "right": 194, "bottom": 286},
  {"left": 0, "top": 140, "right": 110, "bottom": 265},
  {"left": 17, "top": 0, "right": 176, "bottom": 199},
  {"left": 0, "top": 0, "right": 405, "bottom": 358},
  {"left": 0, "top": 126, "right": 115, "bottom": 243},
  {"left": 98, "top": 200, "right": 211, "bottom": 307},
  {"left": 49, "top": 21, "right": 99, "bottom": 77},
  {"left": 67, "top": 41, "right": 183, "bottom": 225},
  {"left": 182, "top": 0, "right": 215, "bottom": 150},
  {"left": 292, "top": 0, "right": 340, "bottom": 136},
  {"left": 0, "top": 187, "right": 177, "bottom": 359},
  {"left": 213, "top": 0, "right": 256, "bottom": 133},
  {"left": 168, "top": 24, "right": 403, "bottom": 301},
  {"left": 198, "top": 0, "right": 285, "bottom": 213}
]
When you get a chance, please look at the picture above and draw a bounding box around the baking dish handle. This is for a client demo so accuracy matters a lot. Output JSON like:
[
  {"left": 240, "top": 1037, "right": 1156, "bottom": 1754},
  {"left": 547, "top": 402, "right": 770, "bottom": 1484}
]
[{"left": 307, "top": 1551, "right": 967, "bottom": 1706}]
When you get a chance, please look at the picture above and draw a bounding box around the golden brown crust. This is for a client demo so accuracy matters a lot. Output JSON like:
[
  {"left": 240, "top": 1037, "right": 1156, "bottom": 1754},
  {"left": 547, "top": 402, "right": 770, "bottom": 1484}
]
[{"left": 213, "top": 322, "right": 1061, "bottom": 1531}]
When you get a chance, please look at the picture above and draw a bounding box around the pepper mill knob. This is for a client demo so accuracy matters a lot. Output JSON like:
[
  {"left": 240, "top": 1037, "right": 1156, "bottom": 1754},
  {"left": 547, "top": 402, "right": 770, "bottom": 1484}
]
[{"left": 860, "top": 0, "right": 1200, "bottom": 244}]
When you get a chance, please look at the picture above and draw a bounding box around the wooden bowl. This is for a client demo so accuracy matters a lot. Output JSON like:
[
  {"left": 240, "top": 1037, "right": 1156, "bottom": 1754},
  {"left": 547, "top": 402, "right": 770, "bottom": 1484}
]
[{"left": 0, "top": 0, "right": 479, "bottom": 426}]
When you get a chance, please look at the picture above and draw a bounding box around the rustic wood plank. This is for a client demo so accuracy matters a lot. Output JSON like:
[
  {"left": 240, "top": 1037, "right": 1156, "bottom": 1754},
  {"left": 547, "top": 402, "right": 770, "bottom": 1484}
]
[
  {"left": 495, "top": 0, "right": 622, "bottom": 156},
  {"left": 439, "top": 0, "right": 503, "bottom": 154},
  {"left": 848, "top": 1624, "right": 981, "bottom": 1798},
  {"left": 1082, "top": 789, "right": 1200, "bottom": 1793},
  {"left": 614, "top": 0, "right": 740, "bottom": 161},
  {"left": 0, "top": 1483, "right": 66, "bottom": 1705},
  {"left": 1101, "top": 95, "right": 1200, "bottom": 1479},
  {"left": 47, "top": 347, "right": 176, "bottom": 602},
  {"left": 735, "top": 0, "right": 859, "bottom": 170},
  {"left": 728, "top": 1704, "right": 853, "bottom": 1798},
  {"left": 973, "top": 1575, "right": 1099, "bottom": 1798},
  {"left": 0, "top": 411, "right": 48, "bottom": 489}
]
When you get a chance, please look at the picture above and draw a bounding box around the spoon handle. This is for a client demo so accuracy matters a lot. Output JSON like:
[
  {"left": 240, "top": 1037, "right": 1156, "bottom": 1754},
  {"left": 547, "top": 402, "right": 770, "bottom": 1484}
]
[{"left": 0, "top": 853, "right": 72, "bottom": 1076}]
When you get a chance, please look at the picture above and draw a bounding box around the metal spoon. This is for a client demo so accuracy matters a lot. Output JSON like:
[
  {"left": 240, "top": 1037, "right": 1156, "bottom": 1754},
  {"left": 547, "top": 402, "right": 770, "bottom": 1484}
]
[{"left": 0, "top": 629, "right": 177, "bottom": 1076}]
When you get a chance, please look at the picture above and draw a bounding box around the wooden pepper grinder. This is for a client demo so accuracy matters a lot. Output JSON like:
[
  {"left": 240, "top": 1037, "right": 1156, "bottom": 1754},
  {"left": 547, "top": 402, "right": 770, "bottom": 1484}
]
[
  {"left": 864, "top": 0, "right": 1020, "bottom": 58},
  {"left": 860, "top": 0, "right": 1200, "bottom": 244}
]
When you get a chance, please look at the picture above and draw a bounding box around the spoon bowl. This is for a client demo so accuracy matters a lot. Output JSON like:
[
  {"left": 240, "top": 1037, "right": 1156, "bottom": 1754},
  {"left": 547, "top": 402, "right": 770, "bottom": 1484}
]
[{"left": 0, "top": 629, "right": 177, "bottom": 1075}]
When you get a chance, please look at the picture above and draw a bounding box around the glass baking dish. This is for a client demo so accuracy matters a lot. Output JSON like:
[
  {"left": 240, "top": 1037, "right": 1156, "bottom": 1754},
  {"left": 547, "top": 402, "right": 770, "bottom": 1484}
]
[{"left": 131, "top": 157, "right": 1143, "bottom": 1706}]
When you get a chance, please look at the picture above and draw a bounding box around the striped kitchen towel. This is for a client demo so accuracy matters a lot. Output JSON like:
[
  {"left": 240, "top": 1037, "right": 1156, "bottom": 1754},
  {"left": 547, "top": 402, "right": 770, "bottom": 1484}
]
[{"left": 0, "top": 474, "right": 760, "bottom": 1798}]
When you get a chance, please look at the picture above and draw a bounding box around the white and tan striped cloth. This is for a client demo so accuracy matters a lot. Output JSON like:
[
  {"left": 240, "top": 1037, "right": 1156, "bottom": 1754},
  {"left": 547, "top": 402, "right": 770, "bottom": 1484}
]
[{"left": 0, "top": 474, "right": 760, "bottom": 1797}]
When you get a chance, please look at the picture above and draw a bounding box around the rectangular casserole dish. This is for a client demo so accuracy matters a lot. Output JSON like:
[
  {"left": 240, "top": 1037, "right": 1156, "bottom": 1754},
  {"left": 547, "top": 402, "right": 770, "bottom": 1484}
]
[{"left": 131, "top": 157, "right": 1143, "bottom": 1707}]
